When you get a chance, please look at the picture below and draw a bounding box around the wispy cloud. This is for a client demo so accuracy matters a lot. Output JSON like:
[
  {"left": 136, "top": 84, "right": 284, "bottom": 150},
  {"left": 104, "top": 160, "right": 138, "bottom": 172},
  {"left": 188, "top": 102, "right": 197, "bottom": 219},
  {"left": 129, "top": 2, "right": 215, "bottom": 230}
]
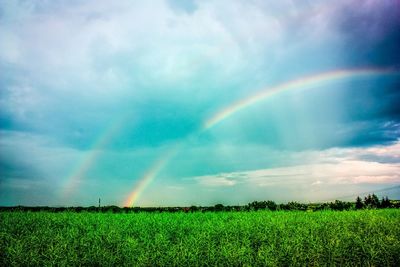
[
  {"left": 187, "top": 141, "right": 400, "bottom": 202},
  {"left": 195, "top": 175, "right": 239, "bottom": 187}
]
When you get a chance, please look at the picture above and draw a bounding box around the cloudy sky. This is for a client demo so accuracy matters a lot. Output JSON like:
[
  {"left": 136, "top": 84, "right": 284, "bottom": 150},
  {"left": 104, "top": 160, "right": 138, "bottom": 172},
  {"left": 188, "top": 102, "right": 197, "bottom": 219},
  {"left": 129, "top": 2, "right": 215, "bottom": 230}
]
[{"left": 1, "top": 0, "right": 400, "bottom": 207}]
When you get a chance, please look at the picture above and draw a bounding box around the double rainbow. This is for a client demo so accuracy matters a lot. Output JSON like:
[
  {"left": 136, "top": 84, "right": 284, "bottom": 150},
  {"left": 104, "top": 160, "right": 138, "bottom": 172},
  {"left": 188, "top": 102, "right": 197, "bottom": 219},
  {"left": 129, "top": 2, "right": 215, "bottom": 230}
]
[{"left": 60, "top": 67, "right": 398, "bottom": 205}]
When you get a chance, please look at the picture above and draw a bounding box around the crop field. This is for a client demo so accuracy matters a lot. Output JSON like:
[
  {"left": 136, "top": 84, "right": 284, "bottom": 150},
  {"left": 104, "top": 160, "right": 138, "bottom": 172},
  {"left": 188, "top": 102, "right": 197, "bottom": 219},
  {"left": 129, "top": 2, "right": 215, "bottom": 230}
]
[{"left": 1, "top": 209, "right": 399, "bottom": 266}]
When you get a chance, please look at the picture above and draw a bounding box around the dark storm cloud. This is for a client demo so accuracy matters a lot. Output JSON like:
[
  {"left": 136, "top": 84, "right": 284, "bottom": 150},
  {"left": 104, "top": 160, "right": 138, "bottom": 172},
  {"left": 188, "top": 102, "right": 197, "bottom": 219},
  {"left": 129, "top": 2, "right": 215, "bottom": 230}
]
[
  {"left": 339, "top": 120, "right": 400, "bottom": 148},
  {"left": 337, "top": 0, "right": 400, "bottom": 67},
  {"left": 343, "top": 79, "right": 400, "bottom": 121}
]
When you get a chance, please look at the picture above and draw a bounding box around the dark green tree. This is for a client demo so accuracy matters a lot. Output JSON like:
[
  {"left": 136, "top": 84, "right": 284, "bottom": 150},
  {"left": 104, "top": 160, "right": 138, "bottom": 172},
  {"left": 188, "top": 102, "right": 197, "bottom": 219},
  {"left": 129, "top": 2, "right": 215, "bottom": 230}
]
[
  {"left": 380, "top": 196, "right": 391, "bottom": 208},
  {"left": 371, "top": 194, "right": 380, "bottom": 208},
  {"left": 214, "top": 204, "right": 224, "bottom": 211},
  {"left": 355, "top": 196, "right": 364, "bottom": 209},
  {"left": 364, "top": 194, "right": 380, "bottom": 208},
  {"left": 248, "top": 201, "right": 267, "bottom": 211},
  {"left": 330, "top": 200, "right": 352, "bottom": 211},
  {"left": 364, "top": 194, "right": 372, "bottom": 206},
  {"left": 190, "top": 205, "right": 199, "bottom": 212},
  {"left": 266, "top": 200, "right": 277, "bottom": 211}
]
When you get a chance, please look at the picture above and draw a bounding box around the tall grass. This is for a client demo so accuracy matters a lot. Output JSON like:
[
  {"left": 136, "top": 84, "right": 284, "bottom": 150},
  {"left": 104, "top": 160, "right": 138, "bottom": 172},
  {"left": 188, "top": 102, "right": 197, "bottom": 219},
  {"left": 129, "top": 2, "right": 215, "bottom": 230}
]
[{"left": 1, "top": 210, "right": 399, "bottom": 266}]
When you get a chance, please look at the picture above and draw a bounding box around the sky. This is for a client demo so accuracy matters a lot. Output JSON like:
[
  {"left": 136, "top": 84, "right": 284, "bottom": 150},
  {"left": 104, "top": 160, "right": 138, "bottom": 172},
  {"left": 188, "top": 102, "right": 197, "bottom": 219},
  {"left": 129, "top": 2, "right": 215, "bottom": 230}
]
[{"left": 1, "top": 0, "right": 400, "bottom": 207}]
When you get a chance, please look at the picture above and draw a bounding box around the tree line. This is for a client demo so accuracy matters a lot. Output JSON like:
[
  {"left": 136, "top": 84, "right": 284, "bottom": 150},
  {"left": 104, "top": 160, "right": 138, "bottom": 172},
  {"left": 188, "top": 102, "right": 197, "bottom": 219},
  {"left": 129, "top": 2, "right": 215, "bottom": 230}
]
[{"left": 0, "top": 194, "right": 398, "bottom": 213}]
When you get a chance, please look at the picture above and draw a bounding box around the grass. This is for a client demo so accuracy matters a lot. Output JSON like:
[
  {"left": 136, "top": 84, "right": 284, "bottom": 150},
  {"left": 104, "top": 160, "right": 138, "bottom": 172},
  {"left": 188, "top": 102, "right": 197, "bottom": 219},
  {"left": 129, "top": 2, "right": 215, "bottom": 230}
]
[{"left": 1, "top": 209, "right": 399, "bottom": 266}]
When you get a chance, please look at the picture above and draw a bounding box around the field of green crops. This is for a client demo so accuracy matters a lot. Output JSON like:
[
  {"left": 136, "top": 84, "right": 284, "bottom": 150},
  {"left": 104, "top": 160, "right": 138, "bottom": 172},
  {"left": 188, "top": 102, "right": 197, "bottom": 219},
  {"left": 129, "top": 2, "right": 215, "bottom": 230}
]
[{"left": 1, "top": 210, "right": 399, "bottom": 266}]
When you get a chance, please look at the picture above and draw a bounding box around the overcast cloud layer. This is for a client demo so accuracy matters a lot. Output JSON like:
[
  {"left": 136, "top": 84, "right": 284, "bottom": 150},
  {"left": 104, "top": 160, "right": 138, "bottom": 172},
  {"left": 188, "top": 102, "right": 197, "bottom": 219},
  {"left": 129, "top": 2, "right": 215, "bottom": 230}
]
[{"left": 1, "top": 0, "right": 399, "bottom": 206}]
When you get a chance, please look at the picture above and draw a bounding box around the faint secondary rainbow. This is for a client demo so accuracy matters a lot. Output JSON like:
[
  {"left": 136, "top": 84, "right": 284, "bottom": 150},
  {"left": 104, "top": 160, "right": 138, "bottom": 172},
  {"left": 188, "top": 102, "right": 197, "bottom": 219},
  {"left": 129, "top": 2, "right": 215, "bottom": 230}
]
[
  {"left": 204, "top": 68, "right": 398, "bottom": 130},
  {"left": 122, "top": 67, "right": 399, "bottom": 207},
  {"left": 62, "top": 115, "right": 129, "bottom": 197}
]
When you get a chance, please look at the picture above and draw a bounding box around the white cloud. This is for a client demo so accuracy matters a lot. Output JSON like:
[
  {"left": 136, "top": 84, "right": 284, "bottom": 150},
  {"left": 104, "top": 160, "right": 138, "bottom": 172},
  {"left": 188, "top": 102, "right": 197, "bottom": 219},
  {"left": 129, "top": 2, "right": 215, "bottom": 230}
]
[
  {"left": 195, "top": 175, "right": 238, "bottom": 187},
  {"left": 0, "top": 0, "right": 350, "bottom": 90},
  {"left": 190, "top": 141, "right": 400, "bottom": 190}
]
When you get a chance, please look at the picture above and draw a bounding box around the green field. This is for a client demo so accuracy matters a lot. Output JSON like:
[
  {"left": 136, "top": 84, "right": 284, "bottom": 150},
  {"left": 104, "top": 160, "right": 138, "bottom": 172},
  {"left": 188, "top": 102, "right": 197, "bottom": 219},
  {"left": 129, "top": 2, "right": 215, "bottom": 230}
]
[{"left": 1, "top": 210, "right": 399, "bottom": 266}]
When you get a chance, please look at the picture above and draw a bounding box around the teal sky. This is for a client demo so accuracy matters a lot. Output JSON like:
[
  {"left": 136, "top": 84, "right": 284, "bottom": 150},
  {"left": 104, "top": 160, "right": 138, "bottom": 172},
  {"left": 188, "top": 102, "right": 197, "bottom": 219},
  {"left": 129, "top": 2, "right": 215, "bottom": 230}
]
[{"left": 1, "top": 0, "right": 400, "bottom": 206}]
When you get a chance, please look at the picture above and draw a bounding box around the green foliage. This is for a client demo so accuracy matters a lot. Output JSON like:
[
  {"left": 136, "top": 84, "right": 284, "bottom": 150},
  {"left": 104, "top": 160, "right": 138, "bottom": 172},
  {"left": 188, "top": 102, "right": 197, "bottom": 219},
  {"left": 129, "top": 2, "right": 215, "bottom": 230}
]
[
  {"left": 381, "top": 196, "right": 391, "bottom": 208},
  {"left": 1, "top": 194, "right": 397, "bottom": 213},
  {"left": 248, "top": 200, "right": 278, "bottom": 211},
  {"left": 329, "top": 200, "right": 353, "bottom": 211},
  {"left": 214, "top": 204, "right": 224, "bottom": 211},
  {"left": 364, "top": 194, "right": 380, "bottom": 208},
  {"left": 1, "top": 210, "right": 399, "bottom": 266},
  {"left": 355, "top": 196, "right": 364, "bottom": 209},
  {"left": 280, "top": 201, "right": 308, "bottom": 211}
]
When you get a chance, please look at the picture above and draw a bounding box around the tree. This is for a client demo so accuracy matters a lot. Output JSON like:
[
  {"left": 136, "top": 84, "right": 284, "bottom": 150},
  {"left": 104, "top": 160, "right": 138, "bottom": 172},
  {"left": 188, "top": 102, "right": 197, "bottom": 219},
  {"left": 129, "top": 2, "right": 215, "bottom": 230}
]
[
  {"left": 190, "top": 205, "right": 199, "bottom": 212},
  {"left": 248, "top": 201, "right": 267, "bottom": 211},
  {"left": 371, "top": 194, "right": 380, "bottom": 208},
  {"left": 355, "top": 196, "right": 364, "bottom": 209},
  {"left": 364, "top": 194, "right": 372, "bottom": 206},
  {"left": 266, "top": 200, "right": 277, "bottom": 211},
  {"left": 214, "top": 204, "right": 224, "bottom": 211},
  {"left": 330, "top": 200, "right": 352, "bottom": 211},
  {"left": 282, "top": 201, "right": 307, "bottom": 211},
  {"left": 364, "top": 194, "right": 380, "bottom": 208},
  {"left": 380, "top": 196, "right": 391, "bottom": 208}
]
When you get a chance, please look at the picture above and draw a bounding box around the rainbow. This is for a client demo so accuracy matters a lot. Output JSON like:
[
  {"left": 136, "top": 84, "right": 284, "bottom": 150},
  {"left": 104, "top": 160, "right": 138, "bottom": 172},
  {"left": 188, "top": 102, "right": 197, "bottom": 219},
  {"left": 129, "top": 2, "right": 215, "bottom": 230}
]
[
  {"left": 203, "top": 68, "right": 397, "bottom": 130},
  {"left": 123, "top": 145, "right": 182, "bottom": 207},
  {"left": 62, "top": 115, "right": 129, "bottom": 197},
  {"left": 122, "top": 67, "right": 399, "bottom": 206}
]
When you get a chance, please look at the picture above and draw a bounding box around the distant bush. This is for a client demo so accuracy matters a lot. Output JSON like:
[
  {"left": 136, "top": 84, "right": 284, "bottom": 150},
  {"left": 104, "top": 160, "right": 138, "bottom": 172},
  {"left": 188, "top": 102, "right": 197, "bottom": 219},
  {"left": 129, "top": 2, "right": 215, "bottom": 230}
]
[
  {"left": 0, "top": 194, "right": 397, "bottom": 213},
  {"left": 329, "top": 200, "right": 352, "bottom": 211}
]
